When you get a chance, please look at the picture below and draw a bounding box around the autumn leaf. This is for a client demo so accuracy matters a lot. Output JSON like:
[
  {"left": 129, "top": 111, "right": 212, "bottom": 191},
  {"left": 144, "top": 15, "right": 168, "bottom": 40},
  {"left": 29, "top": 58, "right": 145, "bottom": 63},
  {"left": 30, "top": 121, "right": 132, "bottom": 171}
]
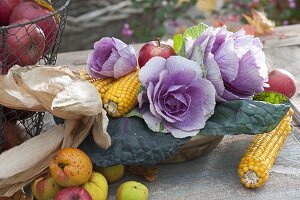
[{"left": 243, "top": 9, "right": 275, "bottom": 36}]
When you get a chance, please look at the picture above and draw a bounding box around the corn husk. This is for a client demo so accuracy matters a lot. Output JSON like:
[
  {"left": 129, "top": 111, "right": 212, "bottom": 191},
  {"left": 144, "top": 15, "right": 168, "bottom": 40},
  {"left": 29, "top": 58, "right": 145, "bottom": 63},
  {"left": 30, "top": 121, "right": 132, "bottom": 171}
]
[{"left": 0, "top": 65, "right": 110, "bottom": 197}]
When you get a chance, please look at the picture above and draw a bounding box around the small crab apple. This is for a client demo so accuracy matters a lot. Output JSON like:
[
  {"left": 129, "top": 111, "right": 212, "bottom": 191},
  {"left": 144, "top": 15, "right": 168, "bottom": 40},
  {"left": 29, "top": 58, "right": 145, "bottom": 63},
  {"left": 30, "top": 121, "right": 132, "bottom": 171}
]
[
  {"left": 116, "top": 181, "right": 149, "bottom": 200},
  {"left": 31, "top": 176, "right": 61, "bottom": 200},
  {"left": 95, "top": 164, "right": 124, "bottom": 184},
  {"left": 82, "top": 172, "right": 108, "bottom": 200},
  {"left": 49, "top": 148, "right": 93, "bottom": 187}
]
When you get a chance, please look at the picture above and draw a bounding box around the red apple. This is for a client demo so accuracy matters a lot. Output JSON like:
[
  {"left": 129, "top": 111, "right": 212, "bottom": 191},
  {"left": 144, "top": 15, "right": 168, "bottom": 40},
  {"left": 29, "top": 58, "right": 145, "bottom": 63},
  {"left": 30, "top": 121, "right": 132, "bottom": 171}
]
[
  {"left": 0, "top": 0, "right": 21, "bottom": 26},
  {"left": 3, "top": 121, "right": 24, "bottom": 150},
  {"left": 54, "top": 187, "right": 92, "bottom": 200},
  {"left": 264, "top": 69, "right": 297, "bottom": 98},
  {"left": 138, "top": 38, "right": 176, "bottom": 68},
  {"left": 4, "top": 19, "right": 45, "bottom": 66},
  {"left": 9, "top": 1, "right": 58, "bottom": 53}
]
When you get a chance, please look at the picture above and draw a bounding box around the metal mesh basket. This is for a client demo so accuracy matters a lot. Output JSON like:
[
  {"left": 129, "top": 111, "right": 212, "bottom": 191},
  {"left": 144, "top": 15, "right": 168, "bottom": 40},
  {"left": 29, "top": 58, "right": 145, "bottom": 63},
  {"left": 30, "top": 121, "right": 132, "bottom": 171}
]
[{"left": 0, "top": 0, "right": 70, "bottom": 153}]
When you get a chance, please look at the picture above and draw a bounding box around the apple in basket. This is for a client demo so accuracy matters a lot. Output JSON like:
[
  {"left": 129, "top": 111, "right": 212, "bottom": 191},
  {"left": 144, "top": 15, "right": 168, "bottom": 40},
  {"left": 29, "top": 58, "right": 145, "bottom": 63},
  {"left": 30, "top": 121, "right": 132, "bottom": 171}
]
[
  {"left": 3, "top": 122, "right": 24, "bottom": 151},
  {"left": 9, "top": 1, "right": 58, "bottom": 53},
  {"left": 54, "top": 187, "right": 92, "bottom": 200},
  {"left": 0, "top": 0, "right": 21, "bottom": 26},
  {"left": 3, "top": 107, "right": 35, "bottom": 122},
  {"left": 2, "top": 19, "right": 45, "bottom": 66},
  {"left": 138, "top": 38, "right": 176, "bottom": 68}
]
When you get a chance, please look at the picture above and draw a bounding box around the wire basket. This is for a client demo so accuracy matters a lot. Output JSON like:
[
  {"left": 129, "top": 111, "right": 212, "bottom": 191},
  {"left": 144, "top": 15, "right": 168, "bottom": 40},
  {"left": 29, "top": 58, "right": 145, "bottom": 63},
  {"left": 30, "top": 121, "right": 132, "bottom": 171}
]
[{"left": 0, "top": 0, "right": 70, "bottom": 153}]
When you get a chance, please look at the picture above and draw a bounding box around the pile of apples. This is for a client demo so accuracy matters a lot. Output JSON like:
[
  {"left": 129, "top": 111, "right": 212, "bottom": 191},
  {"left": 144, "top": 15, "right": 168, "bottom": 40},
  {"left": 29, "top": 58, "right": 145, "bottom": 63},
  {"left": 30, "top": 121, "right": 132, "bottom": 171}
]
[
  {"left": 0, "top": 0, "right": 58, "bottom": 71},
  {"left": 31, "top": 148, "right": 149, "bottom": 200}
]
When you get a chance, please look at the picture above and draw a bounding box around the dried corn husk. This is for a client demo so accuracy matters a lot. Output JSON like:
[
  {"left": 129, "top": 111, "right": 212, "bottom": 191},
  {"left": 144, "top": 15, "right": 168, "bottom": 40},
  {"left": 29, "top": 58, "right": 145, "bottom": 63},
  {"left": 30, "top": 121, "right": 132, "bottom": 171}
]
[{"left": 0, "top": 65, "right": 110, "bottom": 197}]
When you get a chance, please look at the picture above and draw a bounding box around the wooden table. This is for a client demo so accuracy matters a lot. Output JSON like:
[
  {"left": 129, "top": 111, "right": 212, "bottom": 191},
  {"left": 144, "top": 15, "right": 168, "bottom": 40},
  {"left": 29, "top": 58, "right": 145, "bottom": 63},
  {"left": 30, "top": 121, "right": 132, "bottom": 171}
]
[{"left": 56, "top": 25, "right": 300, "bottom": 200}]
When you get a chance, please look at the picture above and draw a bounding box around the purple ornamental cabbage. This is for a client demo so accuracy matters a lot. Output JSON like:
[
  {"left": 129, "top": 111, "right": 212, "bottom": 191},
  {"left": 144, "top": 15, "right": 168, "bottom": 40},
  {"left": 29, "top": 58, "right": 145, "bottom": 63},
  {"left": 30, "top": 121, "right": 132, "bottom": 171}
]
[
  {"left": 87, "top": 37, "right": 137, "bottom": 79},
  {"left": 189, "top": 26, "right": 268, "bottom": 101},
  {"left": 138, "top": 56, "right": 216, "bottom": 138}
]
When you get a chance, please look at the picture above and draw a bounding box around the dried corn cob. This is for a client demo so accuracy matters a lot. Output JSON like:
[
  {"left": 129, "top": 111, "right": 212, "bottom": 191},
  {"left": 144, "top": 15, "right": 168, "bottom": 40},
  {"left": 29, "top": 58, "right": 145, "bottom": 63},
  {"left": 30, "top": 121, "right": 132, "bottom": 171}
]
[
  {"left": 238, "top": 108, "right": 294, "bottom": 188},
  {"left": 79, "top": 70, "right": 116, "bottom": 99},
  {"left": 103, "top": 70, "right": 141, "bottom": 117}
]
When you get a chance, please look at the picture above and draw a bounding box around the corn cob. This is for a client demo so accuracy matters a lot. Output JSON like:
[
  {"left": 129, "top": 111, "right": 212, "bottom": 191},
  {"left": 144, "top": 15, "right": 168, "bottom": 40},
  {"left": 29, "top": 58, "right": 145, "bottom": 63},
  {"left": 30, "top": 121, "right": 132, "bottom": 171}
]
[
  {"left": 79, "top": 70, "right": 116, "bottom": 99},
  {"left": 238, "top": 108, "right": 294, "bottom": 188},
  {"left": 103, "top": 70, "right": 141, "bottom": 117}
]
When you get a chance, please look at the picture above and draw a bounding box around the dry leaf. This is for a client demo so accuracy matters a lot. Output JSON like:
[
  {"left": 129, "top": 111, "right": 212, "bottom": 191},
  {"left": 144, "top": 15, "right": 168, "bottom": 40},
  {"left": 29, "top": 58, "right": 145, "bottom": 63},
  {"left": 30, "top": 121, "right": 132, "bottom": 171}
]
[
  {"left": 243, "top": 9, "right": 275, "bottom": 36},
  {"left": 0, "top": 190, "right": 32, "bottom": 200},
  {"left": 126, "top": 166, "right": 159, "bottom": 182}
]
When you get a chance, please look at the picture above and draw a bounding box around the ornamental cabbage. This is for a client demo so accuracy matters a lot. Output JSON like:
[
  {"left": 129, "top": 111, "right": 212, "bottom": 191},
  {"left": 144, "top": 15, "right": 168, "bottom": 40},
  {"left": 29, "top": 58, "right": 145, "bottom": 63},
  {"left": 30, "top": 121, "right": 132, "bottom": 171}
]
[
  {"left": 189, "top": 26, "right": 268, "bottom": 101},
  {"left": 138, "top": 56, "right": 216, "bottom": 138},
  {"left": 87, "top": 37, "right": 137, "bottom": 79}
]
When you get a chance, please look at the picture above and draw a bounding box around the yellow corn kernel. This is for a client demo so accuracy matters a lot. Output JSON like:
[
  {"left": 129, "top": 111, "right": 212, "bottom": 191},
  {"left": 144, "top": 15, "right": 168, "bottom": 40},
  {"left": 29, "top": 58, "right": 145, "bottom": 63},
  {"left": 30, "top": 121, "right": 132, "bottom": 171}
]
[
  {"left": 102, "top": 70, "right": 141, "bottom": 117},
  {"left": 79, "top": 70, "right": 116, "bottom": 99},
  {"left": 238, "top": 108, "right": 294, "bottom": 188}
]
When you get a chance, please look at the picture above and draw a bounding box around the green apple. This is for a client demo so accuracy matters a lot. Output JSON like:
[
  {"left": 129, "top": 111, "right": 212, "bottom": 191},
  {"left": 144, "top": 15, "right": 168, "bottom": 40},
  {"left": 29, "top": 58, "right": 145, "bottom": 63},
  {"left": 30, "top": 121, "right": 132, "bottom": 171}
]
[
  {"left": 31, "top": 176, "right": 61, "bottom": 200},
  {"left": 82, "top": 172, "right": 108, "bottom": 200},
  {"left": 116, "top": 181, "right": 149, "bottom": 200},
  {"left": 95, "top": 165, "right": 124, "bottom": 184}
]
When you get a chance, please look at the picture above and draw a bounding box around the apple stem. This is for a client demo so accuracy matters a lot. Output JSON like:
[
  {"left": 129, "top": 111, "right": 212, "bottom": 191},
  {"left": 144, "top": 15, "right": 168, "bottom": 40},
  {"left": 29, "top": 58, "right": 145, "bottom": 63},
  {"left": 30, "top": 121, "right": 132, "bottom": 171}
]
[
  {"left": 58, "top": 163, "right": 66, "bottom": 169},
  {"left": 157, "top": 37, "right": 161, "bottom": 47}
]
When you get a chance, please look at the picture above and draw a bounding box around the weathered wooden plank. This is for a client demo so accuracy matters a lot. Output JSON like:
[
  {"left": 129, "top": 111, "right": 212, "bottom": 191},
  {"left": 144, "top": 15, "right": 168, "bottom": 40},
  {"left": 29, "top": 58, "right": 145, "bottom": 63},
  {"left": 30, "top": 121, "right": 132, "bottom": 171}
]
[{"left": 261, "top": 24, "right": 300, "bottom": 48}]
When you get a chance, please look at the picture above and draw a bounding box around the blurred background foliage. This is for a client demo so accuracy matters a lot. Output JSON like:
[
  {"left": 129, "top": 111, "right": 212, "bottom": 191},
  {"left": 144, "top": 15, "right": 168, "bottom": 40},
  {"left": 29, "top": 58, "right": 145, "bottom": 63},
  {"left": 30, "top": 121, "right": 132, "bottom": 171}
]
[
  {"left": 215, "top": 0, "right": 300, "bottom": 26},
  {"left": 130, "top": 0, "right": 199, "bottom": 42},
  {"left": 61, "top": 0, "right": 300, "bottom": 52}
]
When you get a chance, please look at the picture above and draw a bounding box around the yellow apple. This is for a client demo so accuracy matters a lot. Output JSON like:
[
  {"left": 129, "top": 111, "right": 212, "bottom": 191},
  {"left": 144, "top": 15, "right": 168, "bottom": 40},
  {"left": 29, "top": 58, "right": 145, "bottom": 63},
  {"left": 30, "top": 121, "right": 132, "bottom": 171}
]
[
  {"left": 31, "top": 176, "right": 61, "bottom": 200},
  {"left": 82, "top": 172, "right": 108, "bottom": 200},
  {"left": 95, "top": 165, "right": 124, "bottom": 184},
  {"left": 116, "top": 181, "right": 148, "bottom": 200},
  {"left": 49, "top": 148, "right": 93, "bottom": 187}
]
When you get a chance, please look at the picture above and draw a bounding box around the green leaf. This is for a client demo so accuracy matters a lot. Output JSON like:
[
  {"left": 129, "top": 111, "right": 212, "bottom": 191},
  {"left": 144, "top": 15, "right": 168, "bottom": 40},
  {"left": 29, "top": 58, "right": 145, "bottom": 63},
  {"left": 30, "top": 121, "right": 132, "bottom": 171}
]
[
  {"left": 173, "top": 33, "right": 185, "bottom": 56},
  {"left": 200, "top": 100, "right": 290, "bottom": 136},
  {"left": 124, "top": 107, "right": 143, "bottom": 118},
  {"left": 172, "top": 23, "right": 208, "bottom": 57},
  {"left": 138, "top": 85, "right": 145, "bottom": 94},
  {"left": 253, "top": 91, "right": 290, "bottom": 105},
  {"left": 79, "top": 117, "right": 188, "bottom": 167},
  {"left": 190, "top": 45, "right": 206, "bottom": 77},
  {"left": 183, "top": 23, "right": 208, "bottom": 40}
]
